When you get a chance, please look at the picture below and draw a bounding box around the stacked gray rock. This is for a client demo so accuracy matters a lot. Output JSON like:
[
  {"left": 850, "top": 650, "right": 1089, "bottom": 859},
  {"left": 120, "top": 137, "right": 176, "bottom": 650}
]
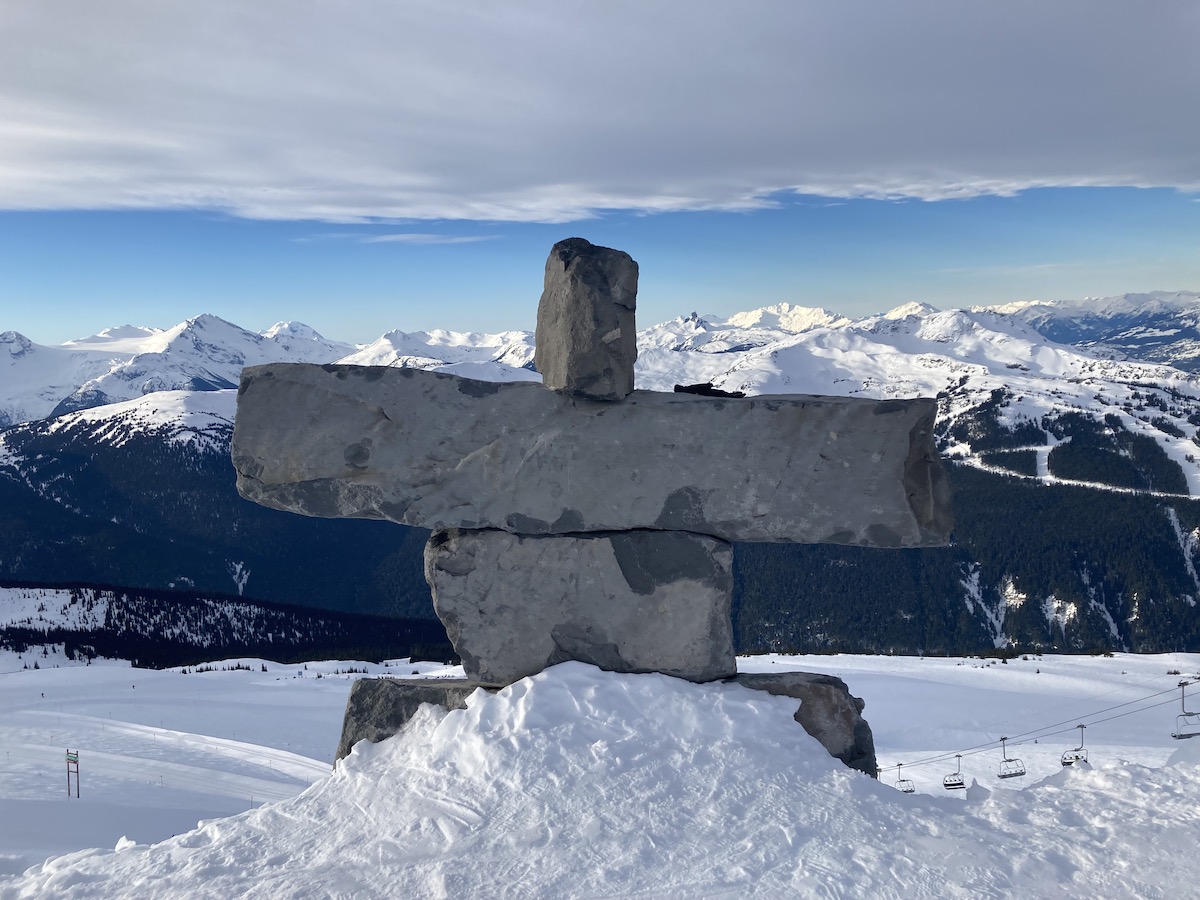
[
  {"left": 535, "top": 237, "right": 638, "bottom": 401},
  {"left": 425, "top": 528, "right": 734, "bottom": 686},
  {"left": 232, "top": 237, "right": 953, "bottom": 773},
  {"left": 232, "top": 366, "right": 949, "bottom": 546}
]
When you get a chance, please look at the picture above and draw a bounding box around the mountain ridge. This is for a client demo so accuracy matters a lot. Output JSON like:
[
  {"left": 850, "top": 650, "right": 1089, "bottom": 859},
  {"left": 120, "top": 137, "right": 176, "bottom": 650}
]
[{"left": 5, "top": 292, "right": 1200, "bottom": 654}]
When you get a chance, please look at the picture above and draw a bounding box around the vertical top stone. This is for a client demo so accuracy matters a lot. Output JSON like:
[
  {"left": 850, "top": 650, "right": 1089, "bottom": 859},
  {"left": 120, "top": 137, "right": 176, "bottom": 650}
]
[{"left": 535, "top": 237, "right": 639, "bottom": 401}]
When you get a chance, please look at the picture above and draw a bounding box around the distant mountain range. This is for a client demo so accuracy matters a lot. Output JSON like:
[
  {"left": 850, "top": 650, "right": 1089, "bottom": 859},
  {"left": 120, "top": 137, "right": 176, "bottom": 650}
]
[
  {"left": 989, "top": 291, "right": 1200, "bottom": 372},
  {"left": 4, "top": 290, "right": 1200, "bottom": 656}
]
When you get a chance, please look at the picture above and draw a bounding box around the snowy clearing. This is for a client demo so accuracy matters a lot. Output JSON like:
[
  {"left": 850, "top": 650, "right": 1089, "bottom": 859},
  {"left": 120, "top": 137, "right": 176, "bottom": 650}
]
[{"left": 2, "top": 651, "right": 1199, "bottom": 898}]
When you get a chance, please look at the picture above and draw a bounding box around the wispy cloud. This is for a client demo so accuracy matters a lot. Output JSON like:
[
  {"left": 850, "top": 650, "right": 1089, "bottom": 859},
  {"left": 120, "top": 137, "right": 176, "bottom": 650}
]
[
  {"left": 292, "top": 232, "right": 498, "bottom": 245},
  {"left": 361, "top": 233, "right": 499, "bottom": 245},
  {"left": 0, "top": 3, "right": 1197, "bottom": 223}
]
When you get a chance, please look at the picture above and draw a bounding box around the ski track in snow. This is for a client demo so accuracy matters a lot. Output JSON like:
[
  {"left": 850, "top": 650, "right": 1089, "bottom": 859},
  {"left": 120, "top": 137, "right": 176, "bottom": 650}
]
[{"left": 2, "top": 652, "right": 1200, "bottom": 898}]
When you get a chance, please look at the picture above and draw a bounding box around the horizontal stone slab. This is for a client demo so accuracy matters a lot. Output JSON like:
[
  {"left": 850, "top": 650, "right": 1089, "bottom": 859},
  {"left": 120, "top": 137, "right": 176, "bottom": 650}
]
[
  {"left": 424, "top": 528, "right": 735, "bottom": 686},
  {"left": 233, "top": 363, "right": 951, "bottom": 546}
]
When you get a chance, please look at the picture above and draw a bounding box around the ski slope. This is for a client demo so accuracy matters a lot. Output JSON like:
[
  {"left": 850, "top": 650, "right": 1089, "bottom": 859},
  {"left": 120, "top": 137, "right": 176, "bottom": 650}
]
[{"left": 2, "top": 651, "right": 1199, "bottom": 897}]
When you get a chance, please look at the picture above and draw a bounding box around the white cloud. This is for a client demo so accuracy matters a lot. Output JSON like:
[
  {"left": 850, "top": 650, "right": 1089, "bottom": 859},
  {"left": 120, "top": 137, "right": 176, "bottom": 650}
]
[
  {"left": 360, "top": 233, "right": 499, "bottom": 245},
  {"left": 0, "top": 1, "right": 1197, "bottom": 223},
  {"left": 293, "top": 232, "right": 498, "bottom": 245}
]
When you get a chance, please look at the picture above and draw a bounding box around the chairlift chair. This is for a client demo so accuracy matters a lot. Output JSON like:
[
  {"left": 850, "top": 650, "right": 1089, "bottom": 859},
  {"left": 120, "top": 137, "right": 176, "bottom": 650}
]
[
  {"left": 895, "top": 763, "right": 916, "bottom": 794},
  {"left": 997, "top": 736, "right": 1026, "bottom": 779},
  {"left": 942, "top": 754, "right": 966, "bottom": 790},
  {"left": 1172, "top": 680, "right": 1200, "bottom": 740},
  {"left": 1061, "top": 723, "right": 1088, "bottom": 766}
]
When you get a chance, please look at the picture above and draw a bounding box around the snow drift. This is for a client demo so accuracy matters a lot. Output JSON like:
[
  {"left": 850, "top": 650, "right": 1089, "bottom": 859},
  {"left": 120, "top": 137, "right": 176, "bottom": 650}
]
[{"left": 7, "top": 662, "right": 1200, "bottom": 899}]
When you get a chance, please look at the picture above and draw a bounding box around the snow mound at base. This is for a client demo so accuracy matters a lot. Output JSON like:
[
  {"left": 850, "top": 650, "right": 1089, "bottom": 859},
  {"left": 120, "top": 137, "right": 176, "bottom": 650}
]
[{"left": 7, "top": 663, "right": 1200, "bottom": 899}]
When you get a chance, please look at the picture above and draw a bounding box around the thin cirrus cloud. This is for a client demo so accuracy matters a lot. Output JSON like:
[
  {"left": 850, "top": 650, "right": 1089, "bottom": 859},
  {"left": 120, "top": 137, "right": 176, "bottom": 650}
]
[
  {"left": 293, "top": 232, "right": 498, "bottom": 245},
  {"left": 0, "top": 2, "right": 1197, "bottom": 224},
  {"left": 360, "top": 234, "right": 499, "bottom": 245}
]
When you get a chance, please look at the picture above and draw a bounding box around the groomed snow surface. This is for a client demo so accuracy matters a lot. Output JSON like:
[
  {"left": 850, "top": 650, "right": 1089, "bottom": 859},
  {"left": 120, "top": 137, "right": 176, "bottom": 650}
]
[{"left": 3, "top": 652, "right": 1200, "bottom": 898}]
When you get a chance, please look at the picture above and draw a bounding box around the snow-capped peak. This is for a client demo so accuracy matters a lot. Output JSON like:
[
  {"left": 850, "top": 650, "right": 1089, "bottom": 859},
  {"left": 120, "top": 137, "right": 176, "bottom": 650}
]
[
  {"left": 1, "top": 330, "right": 35, "bottom": 357},
  {"left": 262, "top": 321, "right": 327, "bottom": 342},
  {"left": 63, "top": 324, "right": 163, "bottom": 348},
  {"left": 724, "top": 303, "right": 850, "bottom": 333},
  {"left": 883, "top": 301, "right": 940, "bottom": 320},
  {"left": 337, "top": 327, "right": 538, "bottom": 382}
]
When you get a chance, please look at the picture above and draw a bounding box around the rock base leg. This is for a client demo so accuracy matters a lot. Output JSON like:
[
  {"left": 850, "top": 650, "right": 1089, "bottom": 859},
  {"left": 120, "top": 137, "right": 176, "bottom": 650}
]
[
  {"left": 424, "top": 527, "right": 736, "bottom": 687},
  {"left": 335, "top": 672, "right": 878, "bottom": 777}
]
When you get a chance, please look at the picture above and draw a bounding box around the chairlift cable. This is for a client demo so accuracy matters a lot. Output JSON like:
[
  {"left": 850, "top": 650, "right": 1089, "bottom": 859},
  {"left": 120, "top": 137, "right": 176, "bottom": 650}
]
[{"left": 878, "top": 680, "right": 1194, "bottom": 774}]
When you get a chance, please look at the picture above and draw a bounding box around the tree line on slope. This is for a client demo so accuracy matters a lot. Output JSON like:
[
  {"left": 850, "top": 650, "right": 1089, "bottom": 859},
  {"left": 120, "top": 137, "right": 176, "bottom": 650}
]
[
  {"left": 5, "top": 398, "right": 1200, "bottom": 655},
  {"left": 0, "top": 581, "right": 454, "bottom": 668}
]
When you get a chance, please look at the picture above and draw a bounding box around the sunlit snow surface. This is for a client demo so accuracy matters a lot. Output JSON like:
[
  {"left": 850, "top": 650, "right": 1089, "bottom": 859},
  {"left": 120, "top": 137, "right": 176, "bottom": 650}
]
[{"left": 2, "top": 652, "right": 1200, "bottom": 898}]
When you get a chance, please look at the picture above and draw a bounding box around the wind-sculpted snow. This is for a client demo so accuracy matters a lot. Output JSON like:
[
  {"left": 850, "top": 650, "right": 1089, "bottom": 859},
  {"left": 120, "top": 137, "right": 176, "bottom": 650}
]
[{"left": 5, "top": 659, "right": 1200, "bottom": 899}]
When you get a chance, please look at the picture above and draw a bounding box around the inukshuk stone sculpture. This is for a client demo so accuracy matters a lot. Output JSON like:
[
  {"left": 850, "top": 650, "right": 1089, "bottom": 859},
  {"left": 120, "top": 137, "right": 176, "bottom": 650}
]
[{"left": 232, "top": 237, "right": 952, "bottom": 774}]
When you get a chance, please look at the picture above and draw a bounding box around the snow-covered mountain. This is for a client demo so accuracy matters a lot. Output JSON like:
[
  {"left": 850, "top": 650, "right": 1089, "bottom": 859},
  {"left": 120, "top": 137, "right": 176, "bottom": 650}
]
[
  {"left": 2, "top": 316, "right": 348, "bottom": 426},
  {"left": 985, "top": 290, "right": 1200, "bottom": 371},
  {"left": 338, "top": 327, "right": 539, "bottom": 383},
  {"left": 0, "top": 330, "right": 131, "bottom": 428},
  {"left": 41, "top": 390, "right": 237, "bottom": 452},
  {"left": 7, "top": 296, "right": 1200, "bottom": 654},
  {"left": 11, "top": 297, "right": 1200, "bottom": 483},
  {"left": 48, "top": 315, "right": 357, "bottom": 418},
  {"left": 635, "top": 302, "right": 1200, "bottom": 497},
  {"left": 1, "top": 317, "right": 545, "bottom": 429}
]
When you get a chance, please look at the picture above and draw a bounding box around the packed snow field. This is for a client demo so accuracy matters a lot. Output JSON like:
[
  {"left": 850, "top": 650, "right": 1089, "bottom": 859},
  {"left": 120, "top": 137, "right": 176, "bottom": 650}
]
[{"left": 3, "top": 650, "right": 1199, "bottom": 898}]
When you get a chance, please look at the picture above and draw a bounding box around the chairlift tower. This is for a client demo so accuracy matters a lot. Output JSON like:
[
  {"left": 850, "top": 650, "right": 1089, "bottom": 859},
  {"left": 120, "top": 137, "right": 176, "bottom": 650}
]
[
  {"left": 1171, "top": 680, "right": 1200, "bottom": 740},
  {"left": 66, "top": 749, "right": 80, "bottom": 798}
]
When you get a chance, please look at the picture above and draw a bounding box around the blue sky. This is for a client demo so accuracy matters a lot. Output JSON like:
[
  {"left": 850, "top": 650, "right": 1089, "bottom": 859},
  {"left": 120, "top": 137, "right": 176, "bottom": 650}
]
[
  {"left": 2, "top": 3, "right": 1198, "bottom": 344},
  {"left": 3, "top": 188, "right": 1199, "bottom": 345}
]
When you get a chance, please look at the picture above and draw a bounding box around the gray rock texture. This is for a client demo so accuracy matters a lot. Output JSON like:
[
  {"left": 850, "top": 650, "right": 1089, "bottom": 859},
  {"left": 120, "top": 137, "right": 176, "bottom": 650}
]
[
  {"left": 233, "top": 364, "right": 951, "bottom": 547},
  {"left": 335, "top": 677, "right": 481, "bottom": 761},
  {"left": 424, "top": 527, "right": 735, "bottom": 686},
  {"left": 535, "top": 237, "right": 638, "bottom": 400},
  {"left": 732, "top": 672, "right": 877, "bottom": 776},
  {"left": 335, "top": 670, "right": 877, "bottom": 776}
]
